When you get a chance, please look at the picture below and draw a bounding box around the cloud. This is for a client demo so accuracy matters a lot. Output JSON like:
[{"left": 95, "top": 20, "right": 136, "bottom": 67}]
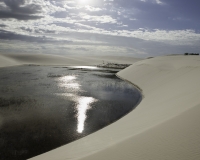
[
  {"left": 51, "top": 11, "right": 69, "bottom": 18},
  {"left": 0, "top": 0, "right": 200, "bottom": 57},
  {"left": 0, "top": 29, "right": 72, "bottom": 44},
  {"left": 0, "top": 0, "right": 43, "bottom": 20},
  {"left": 75, "top": 47, "right": 89, "bottom": 51},
  {"left": 78, "top": 13, "right": 117, "bottom": 24},
  {"left": 0, "top": 24, "right": 6, "bottom": 27},
  {"left": 0, "top": 11, "right": 43, "bottom": 20},
  {"left": 0, "top": 29, "right": 48, "bottom": 42},
  {"left": 84, "top": 5, "right": 102, "bottom": 12},
  {"left": 140, "top": 0, "right": 164, "bottom": 4},
  {"left": 155, "top": 0, "right": 164, "bottom": 4},
  {"left": 3, "top": 0, "right": 41, "bottom": 14}
]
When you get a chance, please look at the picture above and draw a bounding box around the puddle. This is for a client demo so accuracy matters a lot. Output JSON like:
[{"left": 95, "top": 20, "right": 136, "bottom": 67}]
[{"left": 0, "top": 65, "right": 141, "bottom": 160}]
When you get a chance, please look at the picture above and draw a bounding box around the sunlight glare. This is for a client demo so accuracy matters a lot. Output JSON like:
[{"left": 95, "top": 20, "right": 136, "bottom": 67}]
[
  {"left": 79, "top": 0, "right": 86, "bottom": 3},
  {"left": 76, "top": 97, "right": 97, "bottom": 133},
  {"left": 78, "top": 0, "right": 92, "bottom": 5},
  {"left": 58, "top": 75, "right": 81, "bottom": 91},
  {"left": 60, "top": 75, "right": 76, "bottom": 81}
]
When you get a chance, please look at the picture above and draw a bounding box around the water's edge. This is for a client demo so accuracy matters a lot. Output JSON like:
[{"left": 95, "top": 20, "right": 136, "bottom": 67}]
[{"left": 116, "top": 73, "right": 144, "bottom": 98}]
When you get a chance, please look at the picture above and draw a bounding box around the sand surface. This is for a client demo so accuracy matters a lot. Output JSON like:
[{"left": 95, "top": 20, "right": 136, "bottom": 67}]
[{"left": 1, "top": 54, "right": 200, "bottom": 160}]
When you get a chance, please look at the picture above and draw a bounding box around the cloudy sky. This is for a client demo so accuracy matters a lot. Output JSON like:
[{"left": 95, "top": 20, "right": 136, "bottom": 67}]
[{"left": 0, "top": 0, "right": 200, "bottom": 57}]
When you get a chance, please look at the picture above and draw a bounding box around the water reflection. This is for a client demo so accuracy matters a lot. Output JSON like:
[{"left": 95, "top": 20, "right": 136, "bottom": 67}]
[
  {"left": 76, "top": 97, "right": 97, "bottom": 133},
  {"left": 60, "top": 75, "right": 76, "bottom": 81},
  {"left": 58, "top": 75, "right": 97, "bottom": 133},
  {"left": 72, "top": 66, "right": 98, "bottom": 69},
  {"left": 58, "top": 75, "right": 81, "bottom": 90}
]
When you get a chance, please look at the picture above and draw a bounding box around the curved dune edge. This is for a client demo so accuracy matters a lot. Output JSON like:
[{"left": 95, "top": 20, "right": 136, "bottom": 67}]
[
  {"left": 29, "top": 55, "right": 200, "bottom": 160},
  {"left": 1, "top": 54, "right": 200, "bottom": 160},
  {"left": 27, "top": 55, "right": 200, "bottom": 160}
]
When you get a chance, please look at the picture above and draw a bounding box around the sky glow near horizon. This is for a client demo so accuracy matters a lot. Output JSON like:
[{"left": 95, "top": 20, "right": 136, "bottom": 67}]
[{"left": 0, "top": 0, "right": 200, "bottom": 57}]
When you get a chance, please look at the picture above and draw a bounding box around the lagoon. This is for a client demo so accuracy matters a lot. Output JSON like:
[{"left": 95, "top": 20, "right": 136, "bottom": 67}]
[{"left": 0, "top": 65, "right": 141, "bottom": 160}]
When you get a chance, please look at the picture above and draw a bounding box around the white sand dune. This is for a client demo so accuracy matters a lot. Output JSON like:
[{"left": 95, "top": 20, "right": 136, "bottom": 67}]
[{"left": 1, "top": 53, "right": 200, "bottom": 160}]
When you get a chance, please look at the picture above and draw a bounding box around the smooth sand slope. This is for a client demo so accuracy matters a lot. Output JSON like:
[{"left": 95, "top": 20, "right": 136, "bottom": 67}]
[{"left": 1, "top": 54, "right": 200, "bottom": 160}]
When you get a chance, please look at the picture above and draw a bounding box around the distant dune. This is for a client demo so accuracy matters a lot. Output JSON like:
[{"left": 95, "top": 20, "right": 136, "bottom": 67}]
[
  {"left": 0, "top": 54, "right": 20, "bottom": 67},
  {"left": 0, "top": 53, "right": 141, "bottom": 67},
  {"left": 1, "top": 53, "right": 200, "bottom": 160}
]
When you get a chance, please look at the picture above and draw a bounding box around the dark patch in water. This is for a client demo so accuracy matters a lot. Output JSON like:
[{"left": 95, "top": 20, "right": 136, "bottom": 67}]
[
  {"left": 27, "top": 64, "right": 40, "bottom": 66},
  {"left": 93, "top": 73, "right": 117, "bottom": 79},
  {"left": 0, "top": 66, "right": 141, "bottom": 160},
  {"left": 68, "top": 68, "right": 118, "bottom": 74},
  {"left": 22, "top": 72, "right": 31, "bottom": 75},
  {"left": 0, "top": 97, "right": 36, "bottom": 107},
  {"left": 47, "top": 73, "right": 63, "bottom": 78}
]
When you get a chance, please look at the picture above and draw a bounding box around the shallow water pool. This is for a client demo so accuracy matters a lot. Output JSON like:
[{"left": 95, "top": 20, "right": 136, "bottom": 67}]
[{"left": 0, "top": 65, "right": 141, "bottom": 160}]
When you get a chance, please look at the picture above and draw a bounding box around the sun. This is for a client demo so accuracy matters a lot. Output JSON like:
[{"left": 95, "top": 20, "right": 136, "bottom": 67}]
[
  {"left": 79, "top": 0, "right": 89, "bottom": 4},
  {"left": 79, "top": 0, "right": 86, "bottom": 3},
  {"left": 78, "top": 0, "right": 96, "bottom": 6}
]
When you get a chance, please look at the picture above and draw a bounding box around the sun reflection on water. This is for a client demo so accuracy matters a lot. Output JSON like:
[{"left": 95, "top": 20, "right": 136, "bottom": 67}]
[
  {"left": 58, "top": 75, "right": 81, "bottom": 90},
  {"left": 76, "top": 97, "right": 97, "bottom": 133},
  {"left": 72, "top": 66, "right": 98, "bottom": 69},
  {"left": 57, "top": 75, "right": 97, "bottom": 134},
  {"left": 60, "top": 75, "right": 76, "bottom": 82}
]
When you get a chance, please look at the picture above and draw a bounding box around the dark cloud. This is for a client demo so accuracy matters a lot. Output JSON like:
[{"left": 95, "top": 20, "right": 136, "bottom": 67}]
[
  {"left": 54, "top": 22, "right": 77, "bottom": 29},
  {"left": 20, "top": 27, "right": 56, "bottom": 34},
  {"left": 0, "top": 29, "right": 48, "bottom": 42},
  {"left": 0, "top": 10, "right": 43, "bottom": 20},
  {"left": 4, "top": 0, "right": 41, "bottom": 14},
  {"left": 51, "top": 11, "right": 69, "bottom": 18},
  {"left": 0, "top": 29, "right": 72, "bottom": 44},
  {"left": 34, "top": 28, "right": 56, "bottom": 34},
  {"left": 20, "top": 27, "right": 33, "bottom": 33},
  {"left": 0, "top": 0, "right": 43, "bottom": 20},
  {"left": 0, "top": 24, "right": 7, "bottom": 28},
  {"left": 75, "top": 47, "right": 89, "bottom": 51},
  {"left": 57, "top": 46, "right": 71, "bottom": 50}
]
